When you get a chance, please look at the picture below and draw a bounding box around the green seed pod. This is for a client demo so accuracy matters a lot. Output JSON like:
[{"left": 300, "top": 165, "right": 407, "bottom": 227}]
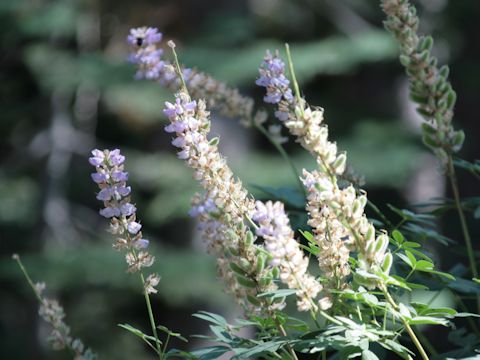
[
  {"left": 421, "top": 123, "right": 437, "bottom": 135},
  {"left": 247, "top": 294, "right": 261, "bottom": 306},
  {"left": 400, "top": 55, "right": 410, "bottom": 66},
  {"left": 272, "top": 267, "right": 280, "bottom": 279},
  {"left": 382, "top": 252, "right": 393, "bottom": 275},
  {"left": 422, "top": 134, "right": 439, "bottom": 148},
  {"left": 446, "top": 89, "right": 457, "bottom": 109},
  {"left": 439, "top": 65, "right": 449, "bottom": 79},
  {"left": 209, "top": 137, "right": 219, "bottom": 146},
  {"left": 226, "top": 229, "right": 237, "bottom": 241},
  {"left": 259, "top": 276, "right": 272, "bottom": 287},
  {"left": 256, "top": 254, "right": 266, "bottom": 274},
  {"left": 375, "top": 234, "right": 389, "bottom": 255},
  {"left": 332, "top": 153, "right": 346, "bottom": 172},
  {"left": 418, "top": 36, "right": 433, "bottom": 52},
  {"left": 228, "top": 246, "right": 239, "bottom": 256},
  {"left": 230, "top": 262, "right": 246, "bottom": 276},
  {"left": 239, "top": 258, "right": 251, "bottom": 271},
  {"left": 365, "top": 224, "right": 375, "bottom": 243},
  {"left": 452, "top": 130, "right": 465, "bottom": 152},
  {"left": 236, "top": 275, "right": 256, "bottom": 288},
  {"left": 245, "top": 231, "right": 255, "bottom": 246}
]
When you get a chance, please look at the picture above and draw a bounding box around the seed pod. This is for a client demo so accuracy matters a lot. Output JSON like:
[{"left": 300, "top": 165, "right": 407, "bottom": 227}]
[
  {"left": 365, "top": 224, "right": 375, "bottom": 243},
  {"left": 382, "top": 252, "right": 393, "bottom": 275},
  {"left": 230, "top": 262, "right": 246, "bottom": 276},
  {"left": 439, "top": 65, "right": 449, "bottom": 79},
  {"left": 256, "top": 254, "right": 266, "bottom": 274},
  {"left": 446, "top": 89, "right": 457, "bottom": 109},
  {"left": 209, "top": 137, "right": 219, "bottom": 146},
  {"left": 239, "top": 258, "right": 252, "bottom": 271},
  {"left": 236, "top": 274, "right": 256, "bottom": 288},
  {"left": 421, "top": 123, "right": 437, "bottom": 135},
  {"left": 245, "top": 231, "right": 255, "bottom": 246},
  {"left": 375, "top": 234, "right": 389, "bottom": 255},
  {"left": 418, "top": 36, "right": 433, "bottom": 52},
  {"left": 228, "top": 246, "right": 239, "bottom": 256},
  {"left": 422, "top": 133, "right": 439, "bottom": 148},
  {"left": 332, "top": 153, "right": 346, "bottom": 173},
  {"left": 272, "top": 267, "right": 280, "bottom": 279},
  {"left": 247, "top": 294, "right": 261, "bottom": 306},
  {"left": 452, "top": 130, "right": 465, "bottom": 152},
  {"left": 259, "top": 276, "right": 272, "bottom": 287},
  {"left": 226, "top": 229, "right": 237, "bottom": 241}
]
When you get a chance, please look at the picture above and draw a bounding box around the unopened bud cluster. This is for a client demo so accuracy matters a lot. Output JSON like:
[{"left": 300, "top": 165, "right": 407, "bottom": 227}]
[
  {"left": 89, "top": 149, "right": 160, "bottom": 294},
  {"left": 35, "top": 282, "right": 96, "bottom": 359},
  {"left": 381, "top": 0, "right": 464, "bottom": 163}
]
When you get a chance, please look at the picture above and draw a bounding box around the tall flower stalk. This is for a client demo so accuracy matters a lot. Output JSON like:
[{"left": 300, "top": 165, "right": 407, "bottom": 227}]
[
  {"left": 89, "top": 149, "right": 162, "bottom": 359},
  {"left": 127, "top": 27, "right": 305, "bottom": 193},
  {"left": 380, "top": 0, "right": 478, "bottom": 299},
  {"left": 13, "top": 255, "right": 96, "bottom": 360},
  {"left": 256, "top": 47, "right": 430, "bottom": 360}
]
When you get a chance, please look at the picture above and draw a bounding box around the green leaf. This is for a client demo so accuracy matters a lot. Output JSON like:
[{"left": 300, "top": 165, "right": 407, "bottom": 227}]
[
  {"left": 192, "top": 311, "right": 228, "bottom": 328},
  {"left": 157, "top": 325, "right": 188, "bottom": 343},
  {"left": 362, "top": 349, "right": 379, "bottom": 360},
  {"left": 258, "top": 289, "right": 297, "bottom": 299},
  {"left": 118, "top": 323, "right": 162, "bottom": 351},
  {"left": 391, "top": 230, "right": 404, "bottom": 243}
]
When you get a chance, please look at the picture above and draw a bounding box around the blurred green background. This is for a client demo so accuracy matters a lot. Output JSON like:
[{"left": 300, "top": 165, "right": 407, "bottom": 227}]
[{"left": 1, "top": 0, "right": 479, "bottom": 358}]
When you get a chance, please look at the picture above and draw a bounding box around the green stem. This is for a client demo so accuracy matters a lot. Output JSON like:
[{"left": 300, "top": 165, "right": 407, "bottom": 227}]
[
  {"left": 381, "top": 286, "right": 429, "bottom": 360},
  {"left": 285, "top": 44, "right": 303, "bottom": 110},
  {"left": 140, "top": 272, "right": 163, "bottom": 359},
  {"left": 447, "top": 156, "right": 479, "bottom": 312},
  {"left": 13, "top": 255, "right": 43, "bottom": 303},
  {"left": 254, "top": 123, "right": 305, "bottom": 196}
]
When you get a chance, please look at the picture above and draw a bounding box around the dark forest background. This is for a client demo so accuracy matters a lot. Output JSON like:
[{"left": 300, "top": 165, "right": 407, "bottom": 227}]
[{"left": 1, "top": 0, "right": 479, "bottom": 358}]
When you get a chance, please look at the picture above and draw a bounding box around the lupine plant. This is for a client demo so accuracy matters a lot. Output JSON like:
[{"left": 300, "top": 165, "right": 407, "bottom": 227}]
[{"left": 15, "top": 0, "right": 480, "bottom": 359}]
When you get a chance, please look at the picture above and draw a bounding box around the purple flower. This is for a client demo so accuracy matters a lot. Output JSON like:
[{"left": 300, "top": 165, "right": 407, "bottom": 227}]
[
  {"left": 120, "top": 203, "right": 136, "bottom": 216},
  {"left": 91, "top": 172, "right": 109, "bottom": 183},
  {"left": 256, "top": 50, "right": 295, "bottom": 117},
  {"left": 97, "top": 188, "right": 112, "bottom": 201},
  {"left": 128, "top": 221, "right": 142, "bottom": 234},
  {"left": 134, "top": 239, "right": 150, "bottom": 249},
  {"left": 89, "top": 149, "right": 105, "bottom": 166},
  {"left": 111, "top": 171, "right": 128, "bottom": 182},
  {"left": 127, "top": 27, "right": 162, "bottom": 47},
  {"left": 100, "top": 206, "right": 121, "bottom": 218},
  {"left": 108, "top": 149, "right": 125, "bottom": 166}
]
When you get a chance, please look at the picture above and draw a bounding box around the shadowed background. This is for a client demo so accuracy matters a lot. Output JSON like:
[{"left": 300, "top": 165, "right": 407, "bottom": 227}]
[{"left": 1, "top": 0, "right": 479, "bottom": 358}]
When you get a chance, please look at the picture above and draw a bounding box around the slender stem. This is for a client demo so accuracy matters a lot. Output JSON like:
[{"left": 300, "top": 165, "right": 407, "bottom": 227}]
[
  {"left": 140, "top": 272, "right": 163, "bottom": 359},
  {"left": 276, "top": 321, "right": 299, "bottom": 360},
  {"left": 447, "top": 156, "right": 479, "bottom": 285},
  {"left": 169, "top": 43, "right": 188, "bottom": 94},
  {"left": 381, "top": 286, "right": 429, "bottom": 360},
  {"left": 161, "top": 332, "right": 171, "bottom": 359},
  {"left": 285, "top": 44, "right": 303, "bottom": 110},
  {"left": 13, "top": 255, "right": 44, "bottom": 303}
]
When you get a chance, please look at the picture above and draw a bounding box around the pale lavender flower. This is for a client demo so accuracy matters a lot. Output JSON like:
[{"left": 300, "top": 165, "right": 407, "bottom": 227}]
[
  {"left": 90, "top": 149, "right": 157, "bottom": 281},
  {"left": 256, "top": 50, "right": 294, "bottom": 117},
  {"left": 253, "top": 200, "right": 325, "bottom": 311}
]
